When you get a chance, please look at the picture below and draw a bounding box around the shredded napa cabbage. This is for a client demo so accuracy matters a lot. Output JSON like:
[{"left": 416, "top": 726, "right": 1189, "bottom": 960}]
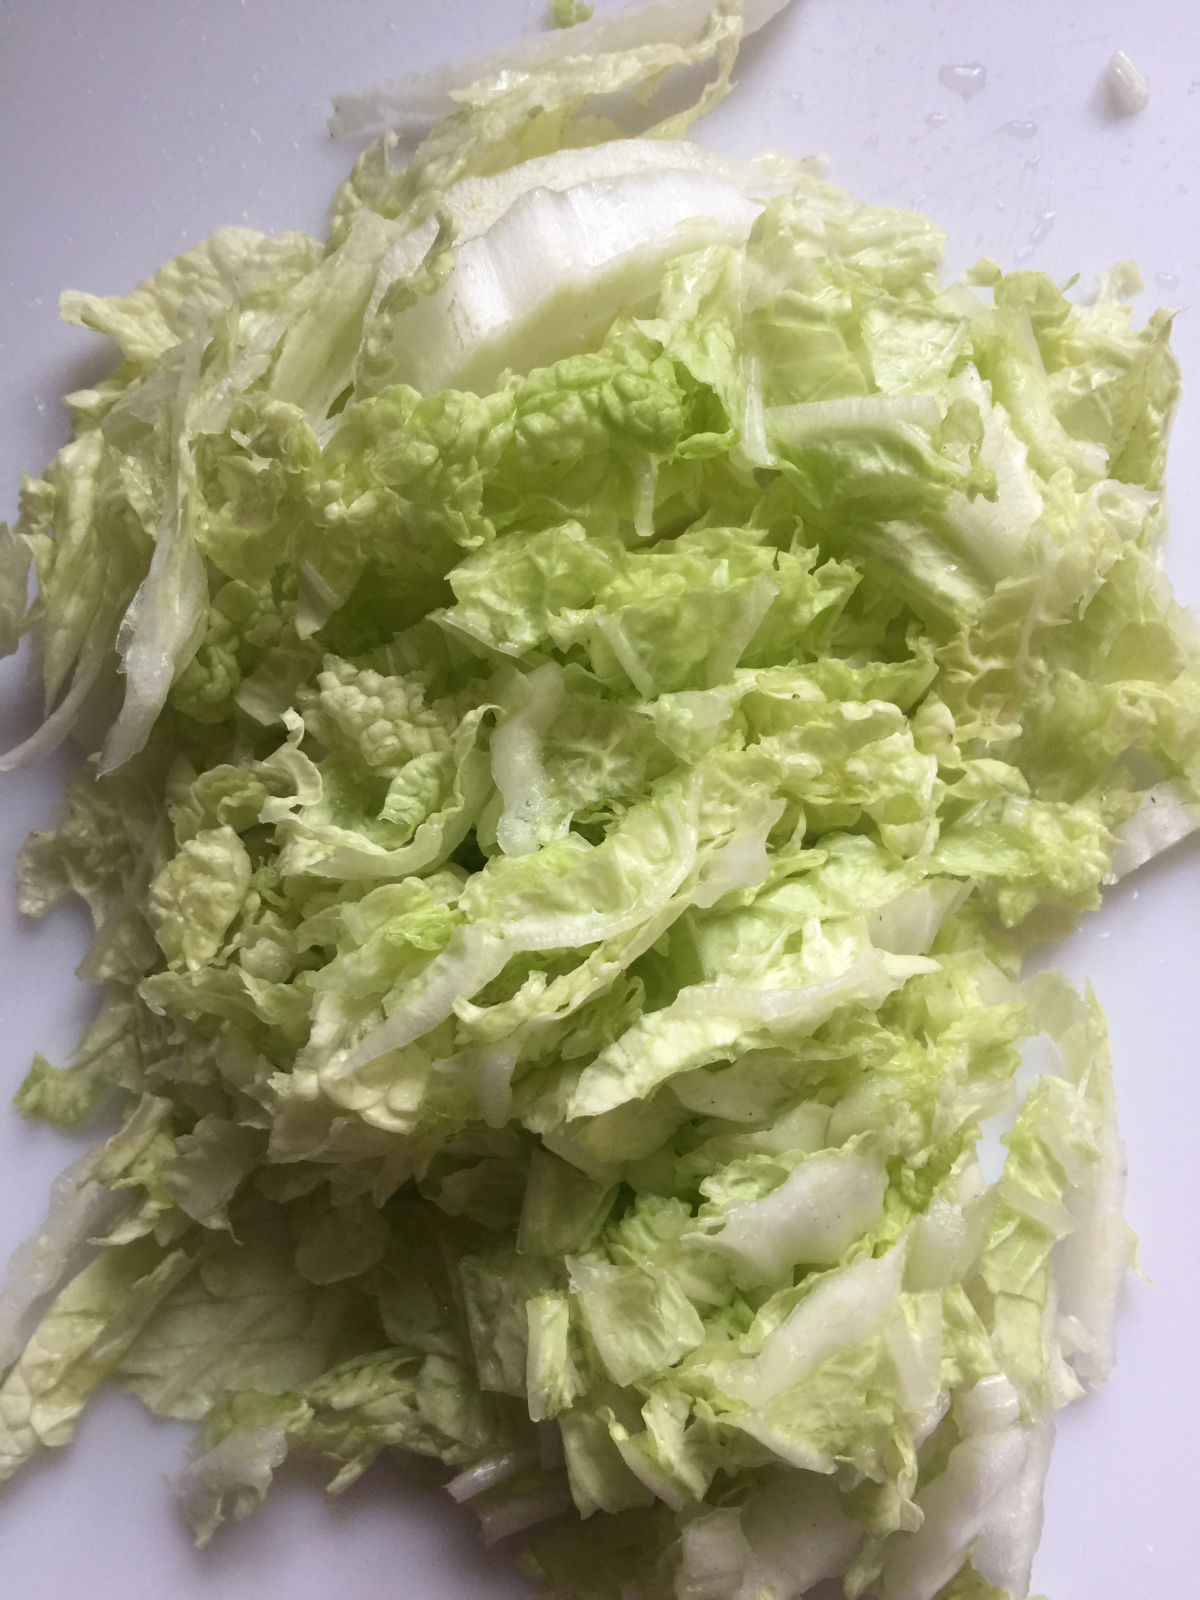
[{"left": 1, "top": 3, "right": 1197, "bottom": 1598}]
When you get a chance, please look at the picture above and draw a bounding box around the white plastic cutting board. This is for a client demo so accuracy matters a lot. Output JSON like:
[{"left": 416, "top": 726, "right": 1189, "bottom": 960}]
[{"left": 0, "top": 2, "right": 1197, "bottom": 1596}]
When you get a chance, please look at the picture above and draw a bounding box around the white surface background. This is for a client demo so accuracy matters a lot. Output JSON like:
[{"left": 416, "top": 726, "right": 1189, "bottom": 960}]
[{"left": 1, "top": 1, "right": 1198, "bottom": 1596}]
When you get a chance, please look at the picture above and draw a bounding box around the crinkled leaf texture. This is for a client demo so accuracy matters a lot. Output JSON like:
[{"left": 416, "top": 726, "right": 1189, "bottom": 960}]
[{"left": 1, "top": 4, "right": 1197, "bottom": 1600}]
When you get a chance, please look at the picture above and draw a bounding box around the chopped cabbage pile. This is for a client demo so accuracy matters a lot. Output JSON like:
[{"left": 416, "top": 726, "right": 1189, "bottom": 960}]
[{"left": 1, "top": 3, "right": 1197, "bottom": 1598}]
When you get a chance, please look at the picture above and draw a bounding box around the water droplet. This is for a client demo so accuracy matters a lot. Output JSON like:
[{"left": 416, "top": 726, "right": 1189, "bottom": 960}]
[
  {"left": 938, "top": 62, "right": 987, "bottom": 101},
  {"left": 1155, "top": 270, "right": 1180, "bottom": 292},
  {"left": 925, "top": 110, "right": 947, "bottom": 129},
  {"left": 1001, "top": 119, "right": 1038, "bottom": 139},
  {"left": 1016, "top": 211, "right": 1056, "bottom": 263},
  {"left": 1022, "top": 154, "right": 1042, "bottom": 172},
  {"left": 783, "top": 89, "right": 803, "bottom": 110},
  {"left": 996, "top": 198, "right": 1007, "bottom": 213}
]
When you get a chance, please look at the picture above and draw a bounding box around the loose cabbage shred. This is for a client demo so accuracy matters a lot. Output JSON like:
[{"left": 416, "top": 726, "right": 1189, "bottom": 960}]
[{"left": 1, "top": 4, "right": 1197, "bottom": 1599}]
